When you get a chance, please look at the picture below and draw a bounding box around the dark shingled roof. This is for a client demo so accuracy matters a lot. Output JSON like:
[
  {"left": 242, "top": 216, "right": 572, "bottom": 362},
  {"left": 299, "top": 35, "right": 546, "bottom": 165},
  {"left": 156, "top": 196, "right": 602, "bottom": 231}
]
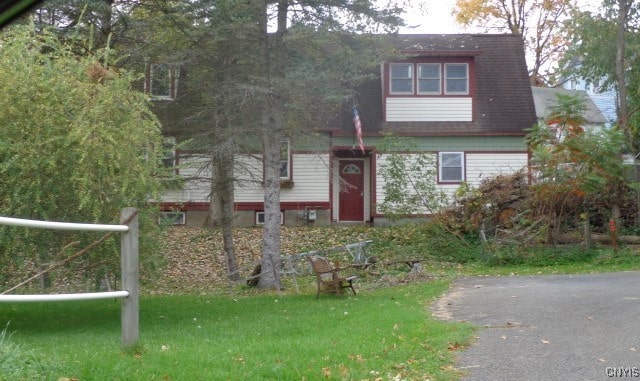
[{"left": 341, "top": 34, "right": 537, "bottom": 137}]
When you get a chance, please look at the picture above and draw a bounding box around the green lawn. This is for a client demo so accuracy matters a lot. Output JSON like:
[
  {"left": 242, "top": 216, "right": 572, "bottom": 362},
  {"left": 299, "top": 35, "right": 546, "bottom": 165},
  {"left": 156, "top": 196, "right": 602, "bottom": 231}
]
[
  {"left": 1, "top": 281, "right": 473, "bottom": 380},
  {"left": 7, "top": 224, "right": 639, "bottom": 380}
]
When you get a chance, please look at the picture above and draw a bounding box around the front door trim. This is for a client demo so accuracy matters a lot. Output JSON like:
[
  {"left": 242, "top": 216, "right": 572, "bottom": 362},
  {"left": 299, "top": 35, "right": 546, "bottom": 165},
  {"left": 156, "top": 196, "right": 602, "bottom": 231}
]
[
  {"left": 338, "top": 159, "right": 365, "bottom": 221},
  {"left": 333, "top": 156, "right": 370, "bottom": 223}
]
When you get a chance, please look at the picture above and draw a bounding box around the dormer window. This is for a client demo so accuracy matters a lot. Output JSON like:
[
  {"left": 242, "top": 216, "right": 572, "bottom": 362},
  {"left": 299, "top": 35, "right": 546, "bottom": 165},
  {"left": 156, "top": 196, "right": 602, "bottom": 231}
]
[
  {"left": 390, "top": 63, "right": 413, "bottom": 94},
  {"left": 445, "top": 63, "right": 468, "bottom": 94},
  {"left": 418, "top": 63, "right": 441, "bottom": 94},
  {"left": 145, "top": 63, "right": 179, "bottom": 100},
  {"left": 388, "top": 61, "right": 470, "bottom": 96}
]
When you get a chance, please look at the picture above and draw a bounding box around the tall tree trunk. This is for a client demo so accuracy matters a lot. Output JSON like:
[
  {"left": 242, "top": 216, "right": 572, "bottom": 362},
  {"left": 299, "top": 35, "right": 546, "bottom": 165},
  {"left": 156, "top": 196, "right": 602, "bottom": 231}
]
[
  {"left": 614, "top": 0, "right": 629, "bottom": 227},
  {"left": 258, "top": 101, "right": 284, "bottom": 290},
  {"left": 257, "top": 0, "right": 287, "bottom": 290},
  {"left": 100, "top": 0, "right": 114, "bottom": 48},
  {"left": 210, "top": 153, "right": 240, "bottom": 282},
  {"left": 616, "top": 0, "right": 629, "bottom": 141}
]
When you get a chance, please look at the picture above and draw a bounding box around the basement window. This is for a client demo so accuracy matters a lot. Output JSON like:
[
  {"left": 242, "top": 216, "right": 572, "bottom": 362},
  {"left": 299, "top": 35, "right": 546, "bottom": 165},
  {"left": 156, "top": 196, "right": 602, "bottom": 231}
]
[
  {"left": 256, "top": 211, "right": 284, "bottom": 225},
  {"left": 158, "top": 211, "right": 185, "bottom": 225}
]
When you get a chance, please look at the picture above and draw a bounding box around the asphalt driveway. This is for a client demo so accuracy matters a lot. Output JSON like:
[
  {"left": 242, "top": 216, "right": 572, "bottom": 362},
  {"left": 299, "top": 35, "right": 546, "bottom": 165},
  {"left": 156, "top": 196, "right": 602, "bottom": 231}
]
[{"left": 431, "top": 272, "right": 640, "bottom": 381}]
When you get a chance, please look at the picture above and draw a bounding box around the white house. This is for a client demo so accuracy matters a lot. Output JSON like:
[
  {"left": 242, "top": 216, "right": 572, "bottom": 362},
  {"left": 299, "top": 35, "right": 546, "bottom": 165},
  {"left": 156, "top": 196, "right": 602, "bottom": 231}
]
[{"left": 152, "top": 34, "right": 537, "bottom": 226}]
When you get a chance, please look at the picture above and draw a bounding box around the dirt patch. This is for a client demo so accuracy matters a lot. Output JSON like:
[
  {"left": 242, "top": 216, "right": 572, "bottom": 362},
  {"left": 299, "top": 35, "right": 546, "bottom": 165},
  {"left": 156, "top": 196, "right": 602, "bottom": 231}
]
[{"left": 431, "top": 287, "right": 467, "bottom": 321}]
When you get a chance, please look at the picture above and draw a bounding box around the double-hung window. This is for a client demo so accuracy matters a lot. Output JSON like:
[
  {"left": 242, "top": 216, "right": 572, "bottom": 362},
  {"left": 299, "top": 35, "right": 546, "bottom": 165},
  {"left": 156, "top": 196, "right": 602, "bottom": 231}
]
[
  {"left": 418, "top": 63, "right": 441, "bottom": 94},
  {"left": 439, "top": 152, "right": 465, "bottom": 182},
  {"left": 263, "top": 140, "right": 292, "bottom": 185},
  {"left": 162, "top": 137, "right": 177, "bottom": 169},
  {"left": 146, "top": 63, "right": 179, "bottom": 100},
  {"left": 445, "top": 63, "right": 468, "bottom": 94},
  {"left": 390, "top": 63, "right": 413, "bottom": 94},
  {"left": 280, "top": 139, "right": 291, "bottom": 180}
]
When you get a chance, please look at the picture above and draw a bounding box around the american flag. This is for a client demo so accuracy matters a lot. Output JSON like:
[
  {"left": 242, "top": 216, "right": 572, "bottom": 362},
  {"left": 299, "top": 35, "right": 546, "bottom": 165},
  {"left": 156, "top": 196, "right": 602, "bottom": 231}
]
[{"left": 352, "top": 107, "right": 365, "bottom": 154}]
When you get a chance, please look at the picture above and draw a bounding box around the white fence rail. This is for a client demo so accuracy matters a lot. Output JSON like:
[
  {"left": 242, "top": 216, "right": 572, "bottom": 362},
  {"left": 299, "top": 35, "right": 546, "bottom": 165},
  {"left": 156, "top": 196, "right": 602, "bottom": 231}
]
[
  {"left": 0, "top": 291, "right": 129, "bottom": 302},
  {"left": 0, "top": 208, "right": 139, "bottom": 347},
  {"left": 0, "top": 216, "right": 129, "bottom": 232}
]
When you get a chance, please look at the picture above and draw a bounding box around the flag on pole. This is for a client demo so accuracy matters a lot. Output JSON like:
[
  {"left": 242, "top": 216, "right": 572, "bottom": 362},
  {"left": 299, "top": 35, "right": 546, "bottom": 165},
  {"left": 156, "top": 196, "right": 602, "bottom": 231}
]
[{"left": 352, "top": 107, "right": 365, "bottom": 154}]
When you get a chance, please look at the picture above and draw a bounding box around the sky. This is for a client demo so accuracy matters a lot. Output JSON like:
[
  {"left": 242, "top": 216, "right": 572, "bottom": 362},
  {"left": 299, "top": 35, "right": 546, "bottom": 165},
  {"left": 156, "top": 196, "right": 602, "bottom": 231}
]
[
  {"left": 398, "top": 0, "right": 472, "bottom": 34},
  {"left": 397, "top": 0, "right": 603, "bottom": 34}
]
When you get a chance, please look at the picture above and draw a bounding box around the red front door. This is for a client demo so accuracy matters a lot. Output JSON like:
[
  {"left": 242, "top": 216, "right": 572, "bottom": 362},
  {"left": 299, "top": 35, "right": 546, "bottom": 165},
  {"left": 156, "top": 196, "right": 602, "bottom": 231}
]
[{"left": 339, "top": 160, "right": 364, "bottom": 221}]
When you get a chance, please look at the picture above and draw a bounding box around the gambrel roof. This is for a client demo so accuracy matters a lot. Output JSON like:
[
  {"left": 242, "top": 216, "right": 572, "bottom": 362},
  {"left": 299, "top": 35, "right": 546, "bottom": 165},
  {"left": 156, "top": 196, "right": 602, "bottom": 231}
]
[{"left": 342, "top": 34, "right": 537, "bottom": 137}]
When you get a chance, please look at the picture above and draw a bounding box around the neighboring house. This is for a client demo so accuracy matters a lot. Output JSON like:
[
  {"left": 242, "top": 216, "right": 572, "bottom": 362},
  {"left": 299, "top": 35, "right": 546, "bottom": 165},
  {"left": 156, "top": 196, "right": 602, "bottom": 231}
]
[
  {"left": 151, "top": 34, "right": 537, "bottom": 227},
  {"left": 529, "top": 87, "right": 609, "bottom": 184},
  {"left": 561, "top": 62, "right": 617, "bottom": 125},
  {"left": 531, "top": 86, "right": 608, "bottom": 127}
]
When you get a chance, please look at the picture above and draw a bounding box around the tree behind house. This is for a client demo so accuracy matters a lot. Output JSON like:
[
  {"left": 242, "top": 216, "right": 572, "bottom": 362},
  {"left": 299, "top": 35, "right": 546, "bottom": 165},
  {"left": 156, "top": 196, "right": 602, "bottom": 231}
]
[
  {"left": 525, "top": 93, "right": 629, "bottom": 238},
  {"left": 562, "top": 0, "right": 640, "bottom": 223},
  {"left": 454, "top": 0, "right": 575, "bottom": 85}
]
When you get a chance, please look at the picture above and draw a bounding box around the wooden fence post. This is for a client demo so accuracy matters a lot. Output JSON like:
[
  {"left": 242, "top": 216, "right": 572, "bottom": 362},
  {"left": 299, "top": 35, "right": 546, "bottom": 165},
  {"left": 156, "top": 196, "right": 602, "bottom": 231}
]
[{"left": 120, "top": 207, "right": 139, "bottom": 347}]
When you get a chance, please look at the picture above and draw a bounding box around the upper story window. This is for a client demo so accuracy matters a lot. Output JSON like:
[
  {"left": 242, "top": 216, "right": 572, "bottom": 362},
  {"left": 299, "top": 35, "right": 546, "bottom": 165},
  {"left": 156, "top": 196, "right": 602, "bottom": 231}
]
[
  {"left": 145, "top": 63, "right": 179, "bottom": 100},
  {"left": 390, "top": 63, "right": 413, "bottom": 94},
  {"left": 389, "top": 61, "right": 469, "bottom": 96},
  {"left": 445, "top": 63, "right": 468, "bottom": 94},
  {"left": 418, "top": 63, "right": 441, "bottom": 94}
]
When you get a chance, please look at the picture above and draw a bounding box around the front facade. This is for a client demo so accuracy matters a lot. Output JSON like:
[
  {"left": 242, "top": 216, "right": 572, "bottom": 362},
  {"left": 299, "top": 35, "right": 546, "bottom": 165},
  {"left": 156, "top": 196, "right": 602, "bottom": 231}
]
[{"left": 154, "top": 34, "right": 537, "bottom": 227}]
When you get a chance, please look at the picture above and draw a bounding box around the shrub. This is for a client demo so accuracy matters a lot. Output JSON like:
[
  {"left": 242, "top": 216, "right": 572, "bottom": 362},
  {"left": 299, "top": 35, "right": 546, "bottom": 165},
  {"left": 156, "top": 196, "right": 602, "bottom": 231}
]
[{"left": 371, "top": 222, "right": 482, "bottom": 264}]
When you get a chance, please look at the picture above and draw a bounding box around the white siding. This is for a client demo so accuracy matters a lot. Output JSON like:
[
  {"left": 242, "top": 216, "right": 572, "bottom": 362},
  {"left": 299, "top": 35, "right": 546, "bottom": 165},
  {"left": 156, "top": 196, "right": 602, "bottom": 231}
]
[
  {"left": 386, "top": 97, "right": 472, "bottom": 122},
  {"left": 375, "top": 153, "right": 439, "bottom": 214},
  {"left": 282, "top": 154, "right": 330, "bottom": 202},
  {"left": 234, "top": 153, "right": 330, "bottom": 203},
  {"left": 376, "top": 152, "right": 528, "bottom": 213},
  {"left": 160, "top": 154, "right": 211, "bottom": 203},
  {"left": 465, "top": 153, "right": 528, "bottom": 187},
  {"left": 233, "top": 155, "right": 264, "bottom": 202},
  {"left": 162, "top": 153, "right": 331, "bottom": 204}
]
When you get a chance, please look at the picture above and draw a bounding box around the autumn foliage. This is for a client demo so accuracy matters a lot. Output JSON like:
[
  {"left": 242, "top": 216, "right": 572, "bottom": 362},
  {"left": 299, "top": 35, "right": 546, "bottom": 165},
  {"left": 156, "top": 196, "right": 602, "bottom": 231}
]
[{"left": 443, "top": 93, "right": 637, "bottom": 243}]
